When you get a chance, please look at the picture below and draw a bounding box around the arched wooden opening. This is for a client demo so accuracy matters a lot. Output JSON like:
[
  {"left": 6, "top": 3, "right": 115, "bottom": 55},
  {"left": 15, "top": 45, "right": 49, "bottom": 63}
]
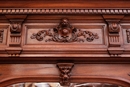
[{"left": 0, "top": 75, "right": 130, "bottom": 87}]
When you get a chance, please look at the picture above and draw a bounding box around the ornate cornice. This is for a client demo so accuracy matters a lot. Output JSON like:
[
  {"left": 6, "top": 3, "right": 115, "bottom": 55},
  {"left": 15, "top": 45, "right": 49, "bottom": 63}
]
[{"left": 0, "top": 8, "right": 130, "bottom": 14}]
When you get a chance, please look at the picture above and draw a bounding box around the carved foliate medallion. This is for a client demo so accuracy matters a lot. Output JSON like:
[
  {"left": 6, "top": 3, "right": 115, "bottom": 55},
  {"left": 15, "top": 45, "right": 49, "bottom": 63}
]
[{"left": 31, "top": 18, "right": 99, "bottom": 43}]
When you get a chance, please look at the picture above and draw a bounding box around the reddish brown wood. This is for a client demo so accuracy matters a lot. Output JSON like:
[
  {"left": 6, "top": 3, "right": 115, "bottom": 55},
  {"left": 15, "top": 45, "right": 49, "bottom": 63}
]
[
  {"left": 57, "top": 63, "right": 74, "bottom": 86},
  {"left": 0, "top": 0, "right": 130, "bottom": 87},
  {"left": 0, "top": 64, "right": 129, "bottom": 87},
  {"left": 0, "top": 0, "right": 130, "bottom": 8}
]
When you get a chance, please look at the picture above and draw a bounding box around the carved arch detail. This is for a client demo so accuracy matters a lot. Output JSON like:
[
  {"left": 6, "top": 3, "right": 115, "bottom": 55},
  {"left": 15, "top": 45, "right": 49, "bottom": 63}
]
[{"left": 0, "top": 76, "right": 130, "bottom": 87}]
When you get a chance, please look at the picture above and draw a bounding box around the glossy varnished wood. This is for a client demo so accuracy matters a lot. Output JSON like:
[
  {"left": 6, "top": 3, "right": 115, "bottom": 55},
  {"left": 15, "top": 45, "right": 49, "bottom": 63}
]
[
  {"left": 0, "top": 0, "right": 130, "bottom": 87},
  {"left": 0, "top": 0, "right": 130, "bottom": 8},
  {"left": 0, "top": 64, "right": 130, "bottom": 87}
]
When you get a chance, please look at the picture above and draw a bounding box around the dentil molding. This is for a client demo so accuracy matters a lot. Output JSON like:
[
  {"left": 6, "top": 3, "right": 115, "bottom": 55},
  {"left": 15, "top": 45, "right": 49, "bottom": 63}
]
[{"left": 0, "top": 8, "right": 130, "bottom": 14}]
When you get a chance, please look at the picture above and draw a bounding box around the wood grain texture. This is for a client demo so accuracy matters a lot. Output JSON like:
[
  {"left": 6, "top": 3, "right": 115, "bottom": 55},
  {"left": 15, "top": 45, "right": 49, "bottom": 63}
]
[
  {"left": 0, "top": 1, "right": 130, "bottom": 8},
  {"left": 0, "top": 0, "right": 130, "bottom": 87},
  {"left": 0, "top": 64, "right": 130, "bottom": 87}
]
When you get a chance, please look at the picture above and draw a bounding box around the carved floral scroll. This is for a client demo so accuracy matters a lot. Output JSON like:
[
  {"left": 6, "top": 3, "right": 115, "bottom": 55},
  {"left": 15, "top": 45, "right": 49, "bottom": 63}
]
[{"left": 30, "top": 18, "right": 99, "bottom": 43}]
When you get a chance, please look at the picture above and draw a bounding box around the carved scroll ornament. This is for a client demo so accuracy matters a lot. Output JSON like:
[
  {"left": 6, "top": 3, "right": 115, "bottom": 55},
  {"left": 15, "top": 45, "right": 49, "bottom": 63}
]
[{"left": 31, "top": 18, "right": 99, "bottom": 43}]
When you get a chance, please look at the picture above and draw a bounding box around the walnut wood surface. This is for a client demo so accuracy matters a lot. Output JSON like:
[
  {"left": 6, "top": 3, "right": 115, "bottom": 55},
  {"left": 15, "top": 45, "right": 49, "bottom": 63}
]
[
  {"left": 0, "top": 64, "right": 130, "bottom": 87},
  {"left": 0, "top": 0, "right": 130, "bottom": 87},
  {"left": 0, "top": 0, "right": 130, "bottom": 8}
]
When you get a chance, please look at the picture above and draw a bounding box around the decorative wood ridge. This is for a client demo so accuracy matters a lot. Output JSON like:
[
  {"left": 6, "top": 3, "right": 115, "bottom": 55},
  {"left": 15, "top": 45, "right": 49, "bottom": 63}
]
[
  {"left": 0, "top": 30, "right": 4, "bottom": 43},
  {"left": 126, "top": 29, "right": 130, "bottom": 43},
  {"left": 0, "top": 8, "right": 130, "bottom": 14},
  {"left": 57, "top": 63, "right": 74, "bottom": 86},
  {"left": 31, "top": 18, "right": 99, "bottom": 43},
  {"left": 103, "top": 15, "right": 124, "bottom": 57}
]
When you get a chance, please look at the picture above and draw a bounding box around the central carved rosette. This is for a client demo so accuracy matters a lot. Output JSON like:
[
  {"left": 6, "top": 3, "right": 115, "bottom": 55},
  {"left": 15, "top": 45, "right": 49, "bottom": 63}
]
[
  {"left": 31, "top": 18, "right": 99, "bottom": 43},
  {"left": 61, "top": 29, "right": 69, "bottom": 36},
  {"left": 52, "top": 18, "right": 77, "bottom": 42}
]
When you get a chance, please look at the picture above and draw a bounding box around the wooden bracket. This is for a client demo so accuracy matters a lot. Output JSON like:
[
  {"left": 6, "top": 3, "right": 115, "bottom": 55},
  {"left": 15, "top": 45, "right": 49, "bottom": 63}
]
[
  {"left": 5, "top": 15, "right": 27, "bottom": 57},
  {"left": 102, "top": 15, "right": 124, "bottom": 57},
  {"left": 9, "top": 19, "right": 24, "bottom": 47},
  {"left": 108, "top": 22, "right": 120, "bottom": 47},
  {"left": 57, "top": 63, "right": 74, "bottom": 86}
]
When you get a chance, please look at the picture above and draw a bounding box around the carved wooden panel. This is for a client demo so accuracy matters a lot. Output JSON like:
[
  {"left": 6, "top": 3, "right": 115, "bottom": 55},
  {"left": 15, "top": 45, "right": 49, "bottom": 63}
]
[
  {"left": 30, "top": 18, "right": 99, "bottom": 43},
  {"left": 0, "top": 0, "right": 130, "bottom": 87},
  {"left": 24, "top": 22, "right": 106, "bottom": 45},
  {"left": 20, "top": 18, "right": 108, "bottom": 58}
]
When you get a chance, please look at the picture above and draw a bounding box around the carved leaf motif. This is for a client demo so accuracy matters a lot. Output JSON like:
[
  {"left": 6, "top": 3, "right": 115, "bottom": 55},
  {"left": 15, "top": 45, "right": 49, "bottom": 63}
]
[{"left": 30, "top": 18, "right": 99, "bottom": 43}]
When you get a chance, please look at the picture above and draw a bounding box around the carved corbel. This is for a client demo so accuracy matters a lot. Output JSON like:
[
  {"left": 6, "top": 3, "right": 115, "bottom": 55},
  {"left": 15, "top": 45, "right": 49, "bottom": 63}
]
[
  {"left": 107, "top": 22, "right": 124, "bottom": 57},
  {"left": 57, "top": 63, "right": 74, "bottom": 86},
  {"left": 103, "top": 15, "right": 124, "bottom": 57},
  {"left": 9, "top": 20, "right": 22, "bottom": 47},
  {"left": 5, "top": 15, "right": 27, "bottom": 57},
  {"left": 108, "top": 22, "right": 120, "bottom": 47},
  {"left": 5, "top": 20, "right": 23, "bottom": 57}
]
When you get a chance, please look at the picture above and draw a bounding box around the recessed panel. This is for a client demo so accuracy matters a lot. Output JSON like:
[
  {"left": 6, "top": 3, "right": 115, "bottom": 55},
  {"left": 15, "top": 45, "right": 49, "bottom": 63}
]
[{"left": 24, "top": 23, "right": 106, "bottom": 45}]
